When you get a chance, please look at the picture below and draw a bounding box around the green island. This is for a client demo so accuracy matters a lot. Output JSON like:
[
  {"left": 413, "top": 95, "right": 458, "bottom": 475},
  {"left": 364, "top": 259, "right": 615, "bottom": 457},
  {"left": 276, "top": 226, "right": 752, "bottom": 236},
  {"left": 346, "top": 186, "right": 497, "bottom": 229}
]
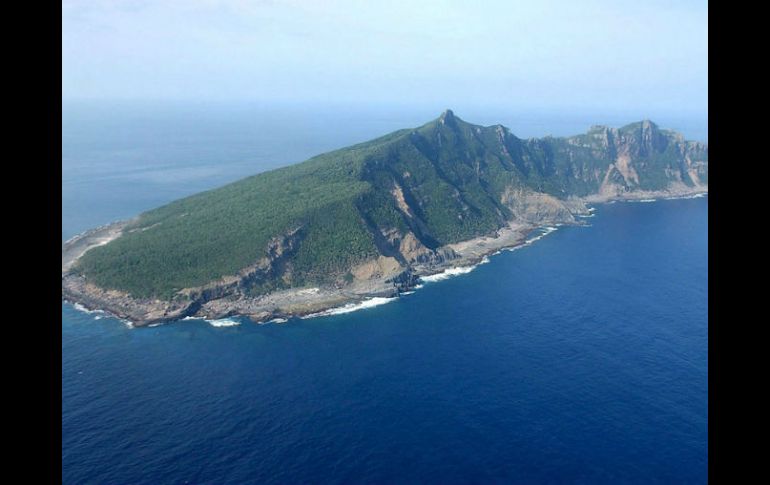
[{"left": 62, "top": 111, "right": 707, "bottom": 326}]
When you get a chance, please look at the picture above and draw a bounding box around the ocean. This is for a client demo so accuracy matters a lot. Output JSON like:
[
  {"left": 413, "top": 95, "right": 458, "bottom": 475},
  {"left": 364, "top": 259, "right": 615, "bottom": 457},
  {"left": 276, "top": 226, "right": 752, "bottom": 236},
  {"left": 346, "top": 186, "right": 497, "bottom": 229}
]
[{"left": 62, "top": 102, "right": 708, "bottom": 484}]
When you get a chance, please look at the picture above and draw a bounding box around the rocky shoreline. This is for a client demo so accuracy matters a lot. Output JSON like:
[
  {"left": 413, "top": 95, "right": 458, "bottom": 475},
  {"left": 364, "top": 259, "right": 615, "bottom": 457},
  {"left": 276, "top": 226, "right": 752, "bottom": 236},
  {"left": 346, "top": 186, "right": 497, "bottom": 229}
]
[{"left": 62, "top": 186, "right": 706, "bottom": 327}]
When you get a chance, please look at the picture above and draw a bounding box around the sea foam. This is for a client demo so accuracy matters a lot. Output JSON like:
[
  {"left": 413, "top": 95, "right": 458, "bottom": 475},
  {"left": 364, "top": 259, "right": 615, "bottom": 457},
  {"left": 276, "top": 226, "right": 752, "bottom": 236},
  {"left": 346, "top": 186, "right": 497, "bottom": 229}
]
[
  {"left": 420, "top": 265, "right": 478, "bottom": 283},
  {"left": 523, "top": 226, "right": 558, "bottom": 245},
  {"left": 71, "top": 302, "right": 108, "bottom": 321},
  {"left": 498, "top": 226, "right": 559, "bottom": 253},
  {"left": 302, "top": 297, "right": 397, "bottom": 319},
  {"left": 73, "top": 302, "right": 97, "bottom": 314},
  {"left": 206, "top": 318, "right": 241, "bottom": 327}
]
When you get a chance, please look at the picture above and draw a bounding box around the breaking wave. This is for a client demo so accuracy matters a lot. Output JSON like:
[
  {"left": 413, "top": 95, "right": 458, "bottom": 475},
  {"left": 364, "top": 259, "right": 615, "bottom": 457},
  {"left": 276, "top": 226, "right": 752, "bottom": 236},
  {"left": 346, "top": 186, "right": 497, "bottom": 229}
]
[
  {"left": 72, "top": 302, "right": 101, "bottom": 315},
  {"left": 496, "top": 226, "right": 559, "bottom": 253},
  {"left": 206, "top": 318, "right": 241, "bottom": 327},
  {"left": 302, "top": 297, "right": 397, "bottom": 319},
  {"left": 524, "top": 226, "right": 558, "bottom": 245},
  {"left": 420, "top": 265, "right": 478, "bottom": 283},
  {"left": 679, "top": 192, "right": 707, "bottom": 199}
]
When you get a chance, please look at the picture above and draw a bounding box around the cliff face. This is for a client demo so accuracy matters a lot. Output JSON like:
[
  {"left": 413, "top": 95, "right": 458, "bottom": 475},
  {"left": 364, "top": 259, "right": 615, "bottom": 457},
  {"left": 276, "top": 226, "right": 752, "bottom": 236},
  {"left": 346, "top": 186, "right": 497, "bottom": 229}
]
[
  {"left": 553, "top": 120, "right": 708, "bottom": 196},
  {"left": 64, "top": 111, "right": 707, "bottom": 324},
  {"left": 354, "top": 111, "right": 706, "bottom": 265}
]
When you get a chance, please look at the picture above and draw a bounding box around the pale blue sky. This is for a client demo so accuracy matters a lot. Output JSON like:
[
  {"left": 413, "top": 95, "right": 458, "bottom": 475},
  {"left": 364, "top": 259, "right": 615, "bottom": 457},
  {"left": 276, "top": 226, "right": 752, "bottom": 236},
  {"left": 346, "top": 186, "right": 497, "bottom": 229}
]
[{"left": 62, "top": 0, "right": 707, "bottom": 117}]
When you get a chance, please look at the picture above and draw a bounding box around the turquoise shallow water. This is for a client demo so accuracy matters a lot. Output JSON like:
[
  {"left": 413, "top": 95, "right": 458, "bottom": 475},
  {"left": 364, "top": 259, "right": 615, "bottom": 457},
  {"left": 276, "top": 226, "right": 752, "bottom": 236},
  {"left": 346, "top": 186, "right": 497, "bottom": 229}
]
[{"left": 62, "top": 103, "right": 707, "bottom": 484}]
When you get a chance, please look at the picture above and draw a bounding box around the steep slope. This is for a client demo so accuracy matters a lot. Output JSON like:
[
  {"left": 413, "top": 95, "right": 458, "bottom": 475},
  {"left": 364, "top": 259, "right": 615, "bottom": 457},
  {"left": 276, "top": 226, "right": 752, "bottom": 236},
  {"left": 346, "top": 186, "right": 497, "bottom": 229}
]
[{"left": 64, "top": 111, "right": 707, "bottom": 324}]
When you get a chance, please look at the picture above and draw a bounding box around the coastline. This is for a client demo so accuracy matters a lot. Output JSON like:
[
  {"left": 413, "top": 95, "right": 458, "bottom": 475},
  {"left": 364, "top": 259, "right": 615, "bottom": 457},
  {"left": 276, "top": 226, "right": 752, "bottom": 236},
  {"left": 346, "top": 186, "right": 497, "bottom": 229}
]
[{"left": 62, "top": 186, "right": 706, "bottom": 327}]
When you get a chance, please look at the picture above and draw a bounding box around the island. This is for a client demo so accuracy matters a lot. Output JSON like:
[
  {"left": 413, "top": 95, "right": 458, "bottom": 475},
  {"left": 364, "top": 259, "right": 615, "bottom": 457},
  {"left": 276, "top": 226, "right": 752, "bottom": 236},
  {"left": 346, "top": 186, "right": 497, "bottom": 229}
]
[{"left": 62, "top": 110, "right": 708, "bottom": 326}]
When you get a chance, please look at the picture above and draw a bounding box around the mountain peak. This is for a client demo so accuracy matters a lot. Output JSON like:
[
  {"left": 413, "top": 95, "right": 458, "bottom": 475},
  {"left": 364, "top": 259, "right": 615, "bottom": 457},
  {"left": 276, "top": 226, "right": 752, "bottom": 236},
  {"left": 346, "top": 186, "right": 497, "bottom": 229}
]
[
  {"left": 619, "top": 119, "right": 660, "bottom": 134},
  {"left": 439, "top": 109, "right": 456, "bottom": 124}
]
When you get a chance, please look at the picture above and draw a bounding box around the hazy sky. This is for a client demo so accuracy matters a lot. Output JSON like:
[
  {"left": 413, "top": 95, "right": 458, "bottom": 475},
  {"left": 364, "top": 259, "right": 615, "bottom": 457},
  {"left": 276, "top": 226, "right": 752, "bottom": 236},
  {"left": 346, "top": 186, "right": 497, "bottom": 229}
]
[{"left": 62, "top": 0, "right": 707, "bottom": 117}]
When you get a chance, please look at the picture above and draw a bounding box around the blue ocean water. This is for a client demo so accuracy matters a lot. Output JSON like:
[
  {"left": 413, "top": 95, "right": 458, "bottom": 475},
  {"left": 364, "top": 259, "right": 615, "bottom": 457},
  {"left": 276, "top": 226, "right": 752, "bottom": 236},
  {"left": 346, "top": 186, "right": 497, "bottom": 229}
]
[{"left": 62, "top": 103, "right": 708, "bottom": 484}]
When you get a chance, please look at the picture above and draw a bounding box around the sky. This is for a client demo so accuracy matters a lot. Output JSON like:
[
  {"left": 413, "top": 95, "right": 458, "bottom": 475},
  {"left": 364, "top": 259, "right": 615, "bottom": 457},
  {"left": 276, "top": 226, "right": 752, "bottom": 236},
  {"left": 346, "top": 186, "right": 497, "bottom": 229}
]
[{"left": 62, "top": 0, "right": 707, "bottom": 118}]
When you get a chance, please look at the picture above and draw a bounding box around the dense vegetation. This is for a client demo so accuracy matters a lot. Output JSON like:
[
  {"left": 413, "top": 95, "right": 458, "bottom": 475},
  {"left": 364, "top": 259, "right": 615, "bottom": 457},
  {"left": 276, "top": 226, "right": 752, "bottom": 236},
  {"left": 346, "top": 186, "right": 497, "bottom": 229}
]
[{"left": 76, "top": 111, "right": 707, "bottom": 299}]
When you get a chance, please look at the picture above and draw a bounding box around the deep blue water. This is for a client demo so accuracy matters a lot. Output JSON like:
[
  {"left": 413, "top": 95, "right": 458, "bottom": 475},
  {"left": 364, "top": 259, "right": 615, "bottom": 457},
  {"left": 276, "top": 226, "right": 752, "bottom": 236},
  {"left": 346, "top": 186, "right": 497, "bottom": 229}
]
[{"left": 62, "top": 103, "right": 707, "bottom": 484}]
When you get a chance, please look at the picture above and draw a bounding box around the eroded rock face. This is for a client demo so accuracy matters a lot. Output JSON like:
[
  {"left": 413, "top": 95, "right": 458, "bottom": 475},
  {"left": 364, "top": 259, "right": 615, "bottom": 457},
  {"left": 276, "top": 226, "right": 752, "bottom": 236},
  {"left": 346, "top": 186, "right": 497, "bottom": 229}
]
[
  {"left": 412, "top": 247, "right": 460, "bottom": 265},
  {"left": 62, "top": 275, "right": 195, "bottom": 324},
  {"left": 63, "top": 226, "right": 307, "bottom": 326},
  {"left": 398, "top": 232, "right": 432, "bottom": 262},
  {"left": 391, "top": 181, "right": 416, "bottom": 219},
  {"left": 501, "top": 187, "right": 577, "bottom": 224},
  {"left": 351, "top": 256, "right": 403, "bottom": 281}
]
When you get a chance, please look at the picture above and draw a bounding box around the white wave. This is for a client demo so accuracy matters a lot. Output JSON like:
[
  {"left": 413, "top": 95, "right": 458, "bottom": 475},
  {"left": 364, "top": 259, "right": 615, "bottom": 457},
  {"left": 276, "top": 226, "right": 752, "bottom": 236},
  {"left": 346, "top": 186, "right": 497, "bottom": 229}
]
[
  {"left": 71, "top": 302, "right": 109, "bottom": 321},
  {"left": 302, "top": 296, "right": 397, "bottom": 319},
  {"left": 206, "top": 317, "right": 241, "bottom": 327},
  {"left": 416, "top": 226, "right": 557, "bottom": 286},
  {"left": 72, "top": 302, "right": 94, "bottom": 314},
  {"left": 498, "top": 226, "right": 559, "bottom": 254},
  {"left": 400, "top": 291, "right": 416, "bottom": 296},
  {"left": 63, "top": 234, "right": 81, "bottom": 245},
  {"left": 420, "top": 265, "right": 477, "bottom": 283},
  {"left": 267, "top": 317, "right": 288, "bottom": 324},
  {"left": 576, "top": 213, "right": 595, "bottom": 218},
  {"left": 588, "top": 207, "right": 597, "bottom": 212},
  {"left": 678, "top": 192, "right": 707, "bottom": 199},
  {"left": 635, "top": 198, "right": 657, "bottom": 203},
  {"left": 524, "top": 226, "right": 558, "bottom": 245}
]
